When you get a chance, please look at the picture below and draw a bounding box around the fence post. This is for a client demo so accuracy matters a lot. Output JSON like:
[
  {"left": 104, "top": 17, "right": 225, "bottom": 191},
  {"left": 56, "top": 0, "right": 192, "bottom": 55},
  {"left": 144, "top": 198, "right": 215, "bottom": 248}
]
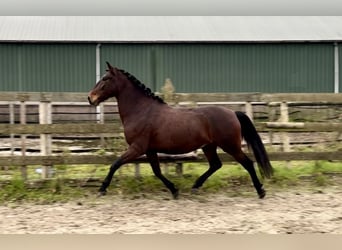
[
  {"left": 39, "top": 94, "right": 52, "bottom": 178},
  {"left": 245, "top": 102, "right": 254, "bottom": 121},
  {"left": 20, "top": 100, "right": 27, "bottom": 180},
  {"left": 4, "top": 102, "right": 16, "bottom": 172},
  {"left": 161, "top": 79, "right": 176, "bottom": 175},
  {"left": 279, "top": 101, "right": 291, "bottom": 167},
  {"left": 161, "top": 78, "right": 175, "bottom": 105},
  {"left": 268, "top": 102, "right": 277, "bottom": 149},
  {"left": 98, "top": 103, "right": 105, "bottom": 147},
  {"left": 134, "top": 163, "right": 141, "bottom": 179},
  {"left": 280, "top": 101, "right": 290, "bottom": 152},
  {"left": 175, "top": 163, "right": 183, "bottom": 177}
]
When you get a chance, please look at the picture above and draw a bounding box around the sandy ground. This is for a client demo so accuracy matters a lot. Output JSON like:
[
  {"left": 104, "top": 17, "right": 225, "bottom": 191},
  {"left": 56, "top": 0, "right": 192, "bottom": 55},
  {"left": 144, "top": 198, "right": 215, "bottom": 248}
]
[{"left": 0, "top": 187, "right": 341, "bottom": 234}]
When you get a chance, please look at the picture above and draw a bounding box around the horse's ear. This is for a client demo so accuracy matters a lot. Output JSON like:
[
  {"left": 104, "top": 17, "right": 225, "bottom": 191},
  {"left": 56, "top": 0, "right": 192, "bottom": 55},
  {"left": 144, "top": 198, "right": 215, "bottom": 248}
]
[{"left": 106, "top": 61, "right": 114, "bottom": 71}]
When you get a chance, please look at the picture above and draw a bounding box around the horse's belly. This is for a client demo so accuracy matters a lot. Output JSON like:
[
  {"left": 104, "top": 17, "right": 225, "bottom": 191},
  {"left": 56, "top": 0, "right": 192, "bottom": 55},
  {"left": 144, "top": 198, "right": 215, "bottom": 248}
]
[
  {"left": 150, "top": 128, "right": 210, "bottom": 154},
  {"left": 154, "top": 144, "right": 205, "bottom": 154}
]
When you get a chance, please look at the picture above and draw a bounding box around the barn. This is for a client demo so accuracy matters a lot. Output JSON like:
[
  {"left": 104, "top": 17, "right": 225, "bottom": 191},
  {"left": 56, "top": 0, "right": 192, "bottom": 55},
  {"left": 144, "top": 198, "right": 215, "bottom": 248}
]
[{"left": 0, "top": 16, "right": 341, "bottom": 93}]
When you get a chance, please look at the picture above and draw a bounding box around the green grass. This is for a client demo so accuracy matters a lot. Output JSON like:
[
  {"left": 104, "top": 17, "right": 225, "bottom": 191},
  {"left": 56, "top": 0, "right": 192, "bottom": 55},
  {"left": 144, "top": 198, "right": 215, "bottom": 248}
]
[
  {"left": 0, "top": 161, "right": 341, "bottom": 204},
  {"left": 0, "top": 177, "right": 86, "bottom": 204}
]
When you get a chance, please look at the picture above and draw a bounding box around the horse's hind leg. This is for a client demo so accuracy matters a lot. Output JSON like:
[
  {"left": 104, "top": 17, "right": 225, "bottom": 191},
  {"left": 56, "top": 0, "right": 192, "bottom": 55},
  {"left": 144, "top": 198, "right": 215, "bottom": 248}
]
[
  {"left": 232, "top": 150, "right": 266, "bottom": 199},
  {"left": 146, "top": 151, "right": 179, "bottom": 199},
  {"left": 192, "top": 144, "right": 222, "bottom": 193}
]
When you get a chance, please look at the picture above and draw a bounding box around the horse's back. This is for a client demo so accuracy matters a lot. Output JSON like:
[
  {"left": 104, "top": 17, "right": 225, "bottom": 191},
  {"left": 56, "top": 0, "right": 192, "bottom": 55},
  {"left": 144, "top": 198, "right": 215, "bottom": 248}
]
[
  {"left": 194, "top": 106, "right": 239, "bottom": 126},
  {"left": 165, "top": 105, "right": 241, "bottom": 142},
  {"left": 193, "top": 106, "right": 242, "bottom": 147}
]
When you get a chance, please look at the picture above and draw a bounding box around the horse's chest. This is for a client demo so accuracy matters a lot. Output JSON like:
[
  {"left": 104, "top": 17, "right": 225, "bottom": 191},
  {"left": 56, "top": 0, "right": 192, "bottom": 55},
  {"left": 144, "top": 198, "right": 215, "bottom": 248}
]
[{"left": 123, "top": 123, "right": 151, "bottom": 145}]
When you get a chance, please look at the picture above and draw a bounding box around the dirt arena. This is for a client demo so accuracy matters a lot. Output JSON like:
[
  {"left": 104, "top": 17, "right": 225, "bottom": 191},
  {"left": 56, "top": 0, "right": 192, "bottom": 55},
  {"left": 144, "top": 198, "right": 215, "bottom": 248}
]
[{"left": 0, "top": 187, "right": 341, "bottom": 234}]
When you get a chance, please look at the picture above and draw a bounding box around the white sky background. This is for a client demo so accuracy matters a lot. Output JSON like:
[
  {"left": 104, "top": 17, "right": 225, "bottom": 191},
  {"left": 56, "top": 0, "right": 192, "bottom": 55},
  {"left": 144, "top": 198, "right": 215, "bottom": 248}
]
[{"left": 0, "top": 0, "right": 342, "bottom": 15}]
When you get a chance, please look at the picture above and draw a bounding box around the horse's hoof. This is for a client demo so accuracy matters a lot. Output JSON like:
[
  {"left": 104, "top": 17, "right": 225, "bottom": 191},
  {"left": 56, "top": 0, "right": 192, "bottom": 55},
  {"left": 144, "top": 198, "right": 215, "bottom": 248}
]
[
  {"left": 97, "top": 190, "right": 107, "bottom": 197},
  {"left": 191, "top": 188, "right": 200, "bottom": 195},
  {"left": 258, "top": 189, "right": 266, "bottom": 199},
  {"left": 172, "top": 189, "right": 179, "bottom": 200}
]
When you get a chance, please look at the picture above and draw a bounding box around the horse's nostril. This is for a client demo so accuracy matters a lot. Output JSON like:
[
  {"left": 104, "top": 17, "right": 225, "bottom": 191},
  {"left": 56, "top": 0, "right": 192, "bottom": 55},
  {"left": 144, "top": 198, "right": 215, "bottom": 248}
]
[{"left": 88, "top": 96, "right": 92, "bottom": 104}]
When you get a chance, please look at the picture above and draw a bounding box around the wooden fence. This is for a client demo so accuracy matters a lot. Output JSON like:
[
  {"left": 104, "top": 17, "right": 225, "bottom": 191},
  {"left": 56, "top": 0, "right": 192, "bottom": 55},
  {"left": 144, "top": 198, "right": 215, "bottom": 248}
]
[{"left": 0, "top": 91, "right": 341, "bottom": 179}]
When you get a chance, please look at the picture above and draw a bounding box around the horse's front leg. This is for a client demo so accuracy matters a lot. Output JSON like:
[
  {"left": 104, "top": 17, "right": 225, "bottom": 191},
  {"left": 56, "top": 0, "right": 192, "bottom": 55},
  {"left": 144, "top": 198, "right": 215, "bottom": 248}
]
[
  {"left": 146, "top": 151, "right": 179, "bottom": 199},
  {"left": 98, "top": 144, "right": 143, "bottom": 196}
]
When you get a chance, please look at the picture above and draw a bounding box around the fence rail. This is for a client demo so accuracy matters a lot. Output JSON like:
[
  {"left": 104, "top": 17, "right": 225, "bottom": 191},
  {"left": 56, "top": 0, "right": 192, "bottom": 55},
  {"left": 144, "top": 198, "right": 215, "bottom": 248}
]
[
  {"left": 0, "top": 122, "right": 341, "bottom": 135},
  {"left": 0, "top": 152, "right": 342, "bottom": 167},
  {"left": 0, "top": 91, "right": 341, "bottom": 179}
]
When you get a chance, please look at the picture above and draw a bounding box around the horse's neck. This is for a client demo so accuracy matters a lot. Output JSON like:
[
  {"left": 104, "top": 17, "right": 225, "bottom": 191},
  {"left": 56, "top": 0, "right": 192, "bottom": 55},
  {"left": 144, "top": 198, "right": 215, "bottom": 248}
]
[{"left": 116, "top": 84, "right": 156, "bottom": 123}]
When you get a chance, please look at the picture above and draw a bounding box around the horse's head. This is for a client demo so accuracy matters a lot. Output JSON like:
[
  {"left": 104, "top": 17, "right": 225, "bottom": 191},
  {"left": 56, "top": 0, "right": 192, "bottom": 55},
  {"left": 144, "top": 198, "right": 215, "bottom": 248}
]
[{"left": 88, "top": 62, "right": 121, "bottom": 106}]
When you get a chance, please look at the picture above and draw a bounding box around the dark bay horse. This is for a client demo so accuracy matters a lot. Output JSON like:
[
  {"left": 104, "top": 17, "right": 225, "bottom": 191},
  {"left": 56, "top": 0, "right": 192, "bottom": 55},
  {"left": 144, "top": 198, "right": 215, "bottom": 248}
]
[{"left": 88, "top": 62, "right": 273, "bottom": 199}]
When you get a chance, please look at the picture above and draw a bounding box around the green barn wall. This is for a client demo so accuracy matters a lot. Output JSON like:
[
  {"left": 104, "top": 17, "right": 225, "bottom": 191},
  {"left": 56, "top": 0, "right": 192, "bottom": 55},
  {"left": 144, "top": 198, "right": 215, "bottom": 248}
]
[
  {"left": 154, "top": 43, "right": 334, "bottom": 93},
  {"left": 0, "top": 42, "right": 337, "bottom": 93},
  {"left": 0, "top": 44, "right": 20, "bottom": 91},
  {"left": 0, "top": 43, "right": 96, "bottom": 92},
  {"left": 100, "top": 44, "right": 156, "bottom": 90}
]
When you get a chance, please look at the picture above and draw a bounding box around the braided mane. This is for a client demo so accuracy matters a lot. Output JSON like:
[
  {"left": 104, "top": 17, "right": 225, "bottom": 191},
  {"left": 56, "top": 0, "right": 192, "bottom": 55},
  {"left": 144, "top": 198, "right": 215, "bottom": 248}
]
[{"left": 119, "top": 69, "right": 165, "bottom": 104}]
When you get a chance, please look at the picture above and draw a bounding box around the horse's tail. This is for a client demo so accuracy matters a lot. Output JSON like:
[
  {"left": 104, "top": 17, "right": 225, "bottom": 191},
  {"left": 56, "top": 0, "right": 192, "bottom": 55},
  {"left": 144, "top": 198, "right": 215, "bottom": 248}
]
[{"left": 235, "top": 111, "right": 273, "bottom": 178}]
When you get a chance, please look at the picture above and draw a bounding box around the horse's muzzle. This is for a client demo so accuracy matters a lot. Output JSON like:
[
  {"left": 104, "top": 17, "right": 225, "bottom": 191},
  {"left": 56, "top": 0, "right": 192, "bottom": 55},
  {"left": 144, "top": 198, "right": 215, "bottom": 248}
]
[
  {"left": 87, "top": 96, "right": 93, "bottom": 105},
  {"left": 88, "top": 96, "right": 97, "bottom": 106}
]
